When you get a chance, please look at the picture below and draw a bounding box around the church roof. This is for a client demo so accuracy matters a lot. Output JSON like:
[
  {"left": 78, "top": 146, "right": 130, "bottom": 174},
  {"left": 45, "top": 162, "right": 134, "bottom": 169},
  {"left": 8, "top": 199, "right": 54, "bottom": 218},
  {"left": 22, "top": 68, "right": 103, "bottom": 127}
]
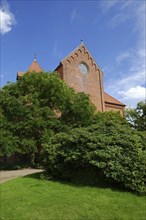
[
  {"left": 17, "top": 58, "right": 43, "bottom": 79},
  {"left": 27, "top": 59, "right": 43, "bottom": 73},
  {"left": 104, "top": 92, "right": 125, "bottom": 106}
]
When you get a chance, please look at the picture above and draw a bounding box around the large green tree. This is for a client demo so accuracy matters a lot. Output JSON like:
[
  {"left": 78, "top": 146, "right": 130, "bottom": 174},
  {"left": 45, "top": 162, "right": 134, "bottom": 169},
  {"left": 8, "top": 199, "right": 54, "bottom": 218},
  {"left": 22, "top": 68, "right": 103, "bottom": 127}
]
[
  {"left": 0, "top": 72, "right": 95, "bottom": 165},
  {"left": 125, "top": 101, "right": 146, "bottom": 131}
]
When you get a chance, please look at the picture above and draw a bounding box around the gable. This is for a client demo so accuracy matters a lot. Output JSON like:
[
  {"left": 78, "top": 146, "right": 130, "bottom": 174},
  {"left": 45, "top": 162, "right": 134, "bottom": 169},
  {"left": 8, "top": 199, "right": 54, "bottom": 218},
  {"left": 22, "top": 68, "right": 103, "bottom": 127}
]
[
  {"left": 61, "top": 44, "right": 103, "bottom": 74},
  {"left": 55, "top": 44, "right": 105, "bottom": 111}
]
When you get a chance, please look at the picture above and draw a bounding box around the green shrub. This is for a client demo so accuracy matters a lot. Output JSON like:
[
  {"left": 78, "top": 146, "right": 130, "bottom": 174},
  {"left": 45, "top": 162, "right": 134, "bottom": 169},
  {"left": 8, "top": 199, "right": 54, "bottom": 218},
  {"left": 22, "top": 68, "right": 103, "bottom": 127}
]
[{"left": 41, "top": 113, "right": 146, "bottom": 193}]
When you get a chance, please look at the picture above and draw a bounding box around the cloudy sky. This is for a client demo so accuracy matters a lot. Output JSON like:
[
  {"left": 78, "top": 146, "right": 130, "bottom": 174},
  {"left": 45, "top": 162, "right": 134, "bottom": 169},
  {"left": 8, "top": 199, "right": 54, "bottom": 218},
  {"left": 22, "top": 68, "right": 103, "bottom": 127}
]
[{"left": 0, "top": 0, "right": 145, "bottom": 107}]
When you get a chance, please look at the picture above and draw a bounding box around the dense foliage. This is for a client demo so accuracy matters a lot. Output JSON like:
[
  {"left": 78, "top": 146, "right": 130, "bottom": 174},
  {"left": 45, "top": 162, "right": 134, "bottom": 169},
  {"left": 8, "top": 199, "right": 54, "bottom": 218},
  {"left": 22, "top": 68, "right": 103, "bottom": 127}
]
[
  {"left": 125, "top": 101, "right": 146, "bottom": 131},
  {"left": 1, "top": 72, "right": 146, "bottom": 193},
  {"left": 0, "top": 72, "right": 95, "bottom": 166},
  {"left": 42, "top": 112, "right": 146, "bottom": 193}
]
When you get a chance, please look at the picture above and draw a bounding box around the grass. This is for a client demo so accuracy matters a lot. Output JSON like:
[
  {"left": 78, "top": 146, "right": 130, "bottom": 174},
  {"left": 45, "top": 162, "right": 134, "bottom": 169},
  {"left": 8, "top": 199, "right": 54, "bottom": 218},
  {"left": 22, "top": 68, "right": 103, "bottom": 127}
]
[{"left": 0, "top": 173, "right": 146, "bottom": 220}]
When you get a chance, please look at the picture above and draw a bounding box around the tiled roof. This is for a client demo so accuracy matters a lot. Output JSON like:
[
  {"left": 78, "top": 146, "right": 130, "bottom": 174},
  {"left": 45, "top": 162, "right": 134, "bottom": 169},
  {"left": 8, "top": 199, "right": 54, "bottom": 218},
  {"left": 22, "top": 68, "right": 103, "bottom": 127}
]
[
  {"left": 104, "top": 92, "right": 125, "bottom": 106},
  {"left": 17, "top": 59, "right": 43, "bottom": 79},
  {"left": 27, "top": 59, "right": 43, "bottom": 73}
]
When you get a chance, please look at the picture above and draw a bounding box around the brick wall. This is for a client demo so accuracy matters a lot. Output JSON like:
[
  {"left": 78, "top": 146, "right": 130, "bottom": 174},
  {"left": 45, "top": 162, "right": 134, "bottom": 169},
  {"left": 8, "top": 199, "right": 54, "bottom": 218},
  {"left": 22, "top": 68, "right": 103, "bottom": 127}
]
[
  {"left": 55, "top": 44, "right": 125, "bottom": 114},
  {"left": 57, "top": 45, "right": 105, "bottom": 111}
]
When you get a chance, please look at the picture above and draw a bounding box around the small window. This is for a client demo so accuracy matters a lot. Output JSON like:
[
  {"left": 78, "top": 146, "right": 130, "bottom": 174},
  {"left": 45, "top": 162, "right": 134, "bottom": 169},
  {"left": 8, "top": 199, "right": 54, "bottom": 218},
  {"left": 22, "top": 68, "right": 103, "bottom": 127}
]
[{"left": 79, "top": 62, "right": 89, "bottom": 74}]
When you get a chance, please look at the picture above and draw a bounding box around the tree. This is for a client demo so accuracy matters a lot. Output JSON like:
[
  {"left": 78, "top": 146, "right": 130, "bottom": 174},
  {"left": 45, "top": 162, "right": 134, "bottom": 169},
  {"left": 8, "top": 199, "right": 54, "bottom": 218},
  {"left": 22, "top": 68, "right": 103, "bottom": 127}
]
[
  {"left": 125, "top": 101, "right": 146, "bottom": 131},
  {"left": 41, "top": 111, "right": 146, "bottom": 193},
  {"left": 0, "top": 72, "right": 95, "bottom": 166},
  {"left": 61, "top": 92, "right": 96, "bottom": 127}
]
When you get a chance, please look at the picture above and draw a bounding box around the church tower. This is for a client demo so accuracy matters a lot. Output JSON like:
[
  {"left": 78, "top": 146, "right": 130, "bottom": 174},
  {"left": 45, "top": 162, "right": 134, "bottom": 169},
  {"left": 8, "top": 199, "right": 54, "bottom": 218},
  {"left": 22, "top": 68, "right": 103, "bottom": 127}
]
[{"left": 16, "top": 55, "right": 43, "bottom": 80}]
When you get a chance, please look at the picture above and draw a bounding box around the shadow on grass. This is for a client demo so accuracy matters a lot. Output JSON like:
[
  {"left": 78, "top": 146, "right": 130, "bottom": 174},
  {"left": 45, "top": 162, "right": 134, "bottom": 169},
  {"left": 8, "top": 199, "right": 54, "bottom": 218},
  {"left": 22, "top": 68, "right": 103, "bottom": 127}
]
[
  {"left": 57, "top": 179, "right": 131, "bottom": 195},
  {"left": 22, "top": 171, "right": 134, "bottom": 195}
]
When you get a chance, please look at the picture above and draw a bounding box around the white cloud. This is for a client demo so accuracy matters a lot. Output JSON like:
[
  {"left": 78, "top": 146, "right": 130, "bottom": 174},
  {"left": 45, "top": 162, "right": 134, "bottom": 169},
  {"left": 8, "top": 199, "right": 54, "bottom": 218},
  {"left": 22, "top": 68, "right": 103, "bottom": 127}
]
[
  {"left": 104, "top": 45, "right": 145, "bottom": 107},
  {"left": 70, "top": 9, "right": 81, "bottom": 23},
  {"left": 104, "top": 0, "right": 145, "bottom": 39},
  {"left": 118, "top": 86, "right": 146, "bottom": 100},
  {"left": 116, "top": 48, "right": 145, "bottom": 70},
  {"left": 120, "top": 1, "right": 134, "bottom": 9},
  {"left": 100, "top": 0, "right": 119, "bottom": 13},
  {"left": 108, "top": 12, "right": 129, "bottom": 28},
  {"left": 116, "top": 50, "right": 132, "bottom": 63},
  {"left": 102, "top": 1, "right": 146, "bottom": 107},
  {"left": 118, "top": 86, "right": 146, "bottom": 108},
  {"left": 106, "top": 67, "right": 145, "bottom": 94},
  {"left": 0, "top": 0, "right": 16, "bottom": 35}
]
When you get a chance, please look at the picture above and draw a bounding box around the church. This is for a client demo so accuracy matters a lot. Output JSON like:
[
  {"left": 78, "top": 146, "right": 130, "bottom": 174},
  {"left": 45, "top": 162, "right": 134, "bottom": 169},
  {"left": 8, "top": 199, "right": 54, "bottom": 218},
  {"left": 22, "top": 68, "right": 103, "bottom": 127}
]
[{"left": 17, "top": 43, "right": 125, "bottom": 115}]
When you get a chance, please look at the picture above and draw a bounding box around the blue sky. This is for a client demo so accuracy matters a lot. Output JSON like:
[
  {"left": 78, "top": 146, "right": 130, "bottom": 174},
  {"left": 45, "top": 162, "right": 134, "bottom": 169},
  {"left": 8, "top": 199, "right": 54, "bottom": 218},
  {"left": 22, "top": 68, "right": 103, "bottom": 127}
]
[{"left": 0, "top": 0, "right": 145, "bottom": 107}]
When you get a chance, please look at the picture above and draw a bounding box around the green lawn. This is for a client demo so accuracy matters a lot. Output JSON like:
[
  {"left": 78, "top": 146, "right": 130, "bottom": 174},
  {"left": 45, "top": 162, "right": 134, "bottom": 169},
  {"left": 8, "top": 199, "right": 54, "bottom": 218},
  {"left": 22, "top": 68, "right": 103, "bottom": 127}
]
[{"left": 0, "top": 173, "right": 146, "bottom": 220}]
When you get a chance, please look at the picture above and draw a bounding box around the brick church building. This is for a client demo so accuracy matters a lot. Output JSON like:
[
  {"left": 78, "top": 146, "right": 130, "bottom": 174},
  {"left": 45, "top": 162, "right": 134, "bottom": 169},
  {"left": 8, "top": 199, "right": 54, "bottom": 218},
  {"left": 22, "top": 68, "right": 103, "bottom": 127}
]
[{"left": 17, "top": 43, "right": 125, "bottom": 115}]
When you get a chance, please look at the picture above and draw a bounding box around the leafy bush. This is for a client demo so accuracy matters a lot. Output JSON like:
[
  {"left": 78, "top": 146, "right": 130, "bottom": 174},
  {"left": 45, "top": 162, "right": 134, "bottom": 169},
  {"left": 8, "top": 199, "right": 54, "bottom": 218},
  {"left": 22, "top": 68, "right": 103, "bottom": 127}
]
[{"left": 41, "top": 112, "right": 146, "bottom": 193}]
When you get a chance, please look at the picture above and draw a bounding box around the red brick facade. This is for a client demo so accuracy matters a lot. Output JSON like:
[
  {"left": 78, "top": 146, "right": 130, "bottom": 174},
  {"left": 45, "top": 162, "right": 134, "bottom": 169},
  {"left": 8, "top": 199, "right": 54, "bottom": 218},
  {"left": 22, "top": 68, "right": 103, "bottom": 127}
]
[
  {"left": 55, "top": 44, "right": 125, "bottom": 114},
  {"left": 17, "top": 44, "right": 125, "bottom": 114}
]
